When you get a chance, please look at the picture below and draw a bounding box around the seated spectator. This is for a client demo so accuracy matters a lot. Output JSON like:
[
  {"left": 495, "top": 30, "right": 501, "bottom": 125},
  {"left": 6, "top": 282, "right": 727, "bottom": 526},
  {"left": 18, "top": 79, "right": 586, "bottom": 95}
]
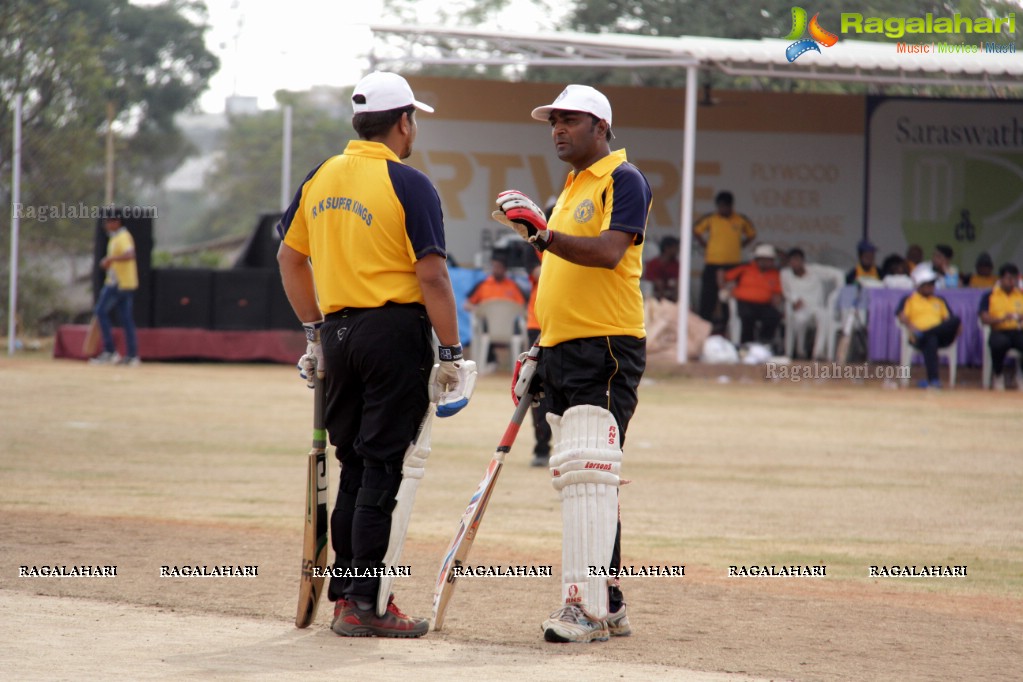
[
  {"left": 978, "top": 263, "right": 1023, "bottom": 390},
  {"left": 896, "top": 266, "right": 961, "bottom": 389},
  {"left": 905, "top": 244, "right": 924, "bottom": 273},
  {"left": 644, "top": 235, "right": 680, "bottom": 302},
  {"left": 466, "top": 257, "right": 528, "bottom": 368},
  {"left": 914, "top": 244, "right": 959, "bottom": 289},
  {"left": 967, "top": 252, "right": 997, "bottom": 289},
  {"left": 881, "top": 253, "right": 914, "bottom": 289},
  {"left": 466, "top": 257, "right": 527, "bottom": 309},
  {"left": 780, "top": 247, "right": 827, "bottom": 359},
  {"left": 846, "top": 239, "right": 880, "bottom": 284},
  {"left": 722, "top": 244, "right": 783, "bottom": 347}
]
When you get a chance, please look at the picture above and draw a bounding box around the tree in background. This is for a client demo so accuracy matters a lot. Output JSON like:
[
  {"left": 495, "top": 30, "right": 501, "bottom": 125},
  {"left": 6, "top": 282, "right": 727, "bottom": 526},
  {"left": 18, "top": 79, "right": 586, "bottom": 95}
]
[
  {"left": 194, "top": 88, "right": 356, "bottom": 241},
  {"left": 0, "top": 0, "right": 218, "bottom": 332}
]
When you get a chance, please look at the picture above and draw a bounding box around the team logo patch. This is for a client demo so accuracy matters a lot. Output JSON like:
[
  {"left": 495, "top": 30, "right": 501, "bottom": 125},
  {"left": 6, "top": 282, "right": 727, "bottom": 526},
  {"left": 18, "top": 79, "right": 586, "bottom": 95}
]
[{"left": 574, "top": 200, "right": 595, "bottom": 223}]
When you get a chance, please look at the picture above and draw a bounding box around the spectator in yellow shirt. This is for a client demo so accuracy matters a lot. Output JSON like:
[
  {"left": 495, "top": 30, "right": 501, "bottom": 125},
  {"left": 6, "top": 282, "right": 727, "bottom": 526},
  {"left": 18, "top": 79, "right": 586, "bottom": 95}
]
[
  {"left": 967, "top": 253, "right": 997, "bottom": 289},
  {"left": 896, "top": 266, "right": 961, "bottom": 389},
  {"left": 694, "top": 191, "right": 755, "bottom": 328},
  {"left": 979, "top": 263, "right": 1023, "bottom": 390}
]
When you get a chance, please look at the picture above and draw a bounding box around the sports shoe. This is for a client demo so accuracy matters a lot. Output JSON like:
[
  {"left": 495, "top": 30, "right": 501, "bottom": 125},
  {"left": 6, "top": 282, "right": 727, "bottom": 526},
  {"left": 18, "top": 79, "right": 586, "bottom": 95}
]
[
  {"left": 119, "top": 356, "right": 141, "bottom": 367},
  {"left": 89, "top": 351, "right": 121, "bottom": 365},
  {"left": 530, "top": 453, "right": 550, "bottom": 468},
  {"left": 542, "top": 604, "right": 609, "bottom": 643},
  {"left": 606, "top": 604, "right": 632, "bottom": 637},
  {"left": 331, "top": 596, "right": 428, "bottom": 638},
  {"left": 992, "top": 374, "right": 1005, "bottom": 391}
]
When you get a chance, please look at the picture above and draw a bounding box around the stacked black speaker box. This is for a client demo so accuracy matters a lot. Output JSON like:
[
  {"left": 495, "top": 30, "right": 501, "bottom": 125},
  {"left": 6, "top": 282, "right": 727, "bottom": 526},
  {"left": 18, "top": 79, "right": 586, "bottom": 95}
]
[
  {"left": 98, "top": 212, "right": 300, "bottom": 332},
  {"left": 151, "top": 269, "right": 214, "bottom": 329}
]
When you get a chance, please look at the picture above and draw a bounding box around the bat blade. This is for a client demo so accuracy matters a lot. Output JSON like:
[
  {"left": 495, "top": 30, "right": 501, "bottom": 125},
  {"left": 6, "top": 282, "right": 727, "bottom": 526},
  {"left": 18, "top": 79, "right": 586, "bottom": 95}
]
[
  {"left": 432, "top": 394, "right": 533, "bottom": 631},
  {"left": 81, "top": 316, "right": 100, "bottom": 358},
  {"left": 296, "top": 376, "right": 329, "bottom": 629}
]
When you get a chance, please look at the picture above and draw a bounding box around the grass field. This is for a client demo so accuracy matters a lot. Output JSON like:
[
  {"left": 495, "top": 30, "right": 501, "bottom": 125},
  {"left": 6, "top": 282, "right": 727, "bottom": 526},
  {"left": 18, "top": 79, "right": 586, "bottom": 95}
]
[{"left": 1, "top": 353, "right": 1020, "bottom": 681}]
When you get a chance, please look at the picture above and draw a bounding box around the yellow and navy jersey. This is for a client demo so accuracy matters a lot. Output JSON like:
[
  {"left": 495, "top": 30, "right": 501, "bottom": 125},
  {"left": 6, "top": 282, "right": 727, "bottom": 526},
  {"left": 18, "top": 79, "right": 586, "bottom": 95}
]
[
  {"left": 105, "top": 228, "right": 138, "bottom": 290},
  {"left": 277, "top": 140, "right": 446, "bottom": 314},
  {"left": 693, "top": 211, "right": 755, "bottom": 265},
  {"left": 846, "top": 263, "right": 880, "bottom": 285},
  {"left": 537, "top": 149, "right": 651, "bottom": 347},
  {"left": 979, "top": 286, "right": 1023, "bottom": 331},
  {"left": 969, "top": 274, "right": 997, "bottom": 289},
  {"left": 896, "top": 291, "right": 950, "bottom": 331}
]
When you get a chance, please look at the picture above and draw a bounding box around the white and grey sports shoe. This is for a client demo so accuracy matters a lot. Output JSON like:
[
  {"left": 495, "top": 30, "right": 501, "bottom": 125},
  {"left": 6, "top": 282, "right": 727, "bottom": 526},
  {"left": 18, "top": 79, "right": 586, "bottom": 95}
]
[
  {"left": 89, "top": 351, "right": 121, "bottom": 365},
  {"left": 542, "top": 604, "right": 609, "bottom": 643},
  {"left": 606, "top": 604, "right": 631, "bottom": 637}
]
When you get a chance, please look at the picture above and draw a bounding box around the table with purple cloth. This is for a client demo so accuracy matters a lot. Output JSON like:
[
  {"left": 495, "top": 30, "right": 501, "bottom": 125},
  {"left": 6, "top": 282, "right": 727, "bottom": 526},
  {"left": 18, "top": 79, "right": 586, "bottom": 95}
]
[{"left": 866, "top": 287, "right": 986, "bottom": 366}]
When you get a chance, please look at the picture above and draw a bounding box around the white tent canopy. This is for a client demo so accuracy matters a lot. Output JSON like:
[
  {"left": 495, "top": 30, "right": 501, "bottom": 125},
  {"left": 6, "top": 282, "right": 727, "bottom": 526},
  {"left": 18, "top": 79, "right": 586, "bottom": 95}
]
[{"left": 368, "top": 24, "right": 1023, "bottom": 363}]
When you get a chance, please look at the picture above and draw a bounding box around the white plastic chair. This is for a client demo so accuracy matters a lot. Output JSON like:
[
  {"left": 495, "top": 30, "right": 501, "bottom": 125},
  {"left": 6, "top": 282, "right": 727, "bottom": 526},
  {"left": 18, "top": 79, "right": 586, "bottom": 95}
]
[
  {"left": 899, "top": 323, "right": 958, "bottom": 388},
  {"left": 470, "top": 299, "right": 528, "bottom": 374},
  {"left": 980, "top": 320, "right": 1023, "bottom": 389}
]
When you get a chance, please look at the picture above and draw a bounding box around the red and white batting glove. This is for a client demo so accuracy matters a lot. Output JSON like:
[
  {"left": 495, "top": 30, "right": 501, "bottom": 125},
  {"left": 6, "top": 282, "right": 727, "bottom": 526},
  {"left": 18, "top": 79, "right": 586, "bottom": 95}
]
[
  {"left": 510, "top": 348, "right": 543, "bottom": 407},
  {"left": 493, "top": 190, "right": 554, "bottom": 252}
]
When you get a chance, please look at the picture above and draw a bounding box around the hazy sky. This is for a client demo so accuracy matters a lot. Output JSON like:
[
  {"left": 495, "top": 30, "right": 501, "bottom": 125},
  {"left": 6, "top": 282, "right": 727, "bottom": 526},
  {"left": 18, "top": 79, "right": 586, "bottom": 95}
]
[
  {"left": 196, "top": 0, "right": 385, "bottom": 112},
  {"left": 188, "top": 0, "right": 558, "bottom": 113}
]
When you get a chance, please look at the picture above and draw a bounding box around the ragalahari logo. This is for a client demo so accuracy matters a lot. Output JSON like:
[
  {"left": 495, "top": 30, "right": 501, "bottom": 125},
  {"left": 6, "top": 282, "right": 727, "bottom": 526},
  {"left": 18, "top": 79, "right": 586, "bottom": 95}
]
[{"left": 784, "top": 7, "right": 840, "bottom": 61}]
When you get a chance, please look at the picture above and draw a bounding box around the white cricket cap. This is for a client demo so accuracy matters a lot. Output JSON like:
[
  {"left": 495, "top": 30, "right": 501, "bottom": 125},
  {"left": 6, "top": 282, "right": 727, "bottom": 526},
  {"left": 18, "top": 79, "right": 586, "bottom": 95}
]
[
  {"left": 754, "top": 244, "right": 777, "bottom": 259},
  {"left": 913, "top": 265, "right": 939, "bottom": 286},
  {"left": 352, "top": 71, "right": 434, "bottom": 114},
  {"left": 531, "top": 84, "right": 613, "bottom": 126}
]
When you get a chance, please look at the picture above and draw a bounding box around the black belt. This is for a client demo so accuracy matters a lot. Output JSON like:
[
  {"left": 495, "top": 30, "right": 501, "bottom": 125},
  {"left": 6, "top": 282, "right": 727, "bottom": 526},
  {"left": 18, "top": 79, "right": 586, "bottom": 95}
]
[{"left": 325, "top": 302, "right": 425, "bottom": 321}]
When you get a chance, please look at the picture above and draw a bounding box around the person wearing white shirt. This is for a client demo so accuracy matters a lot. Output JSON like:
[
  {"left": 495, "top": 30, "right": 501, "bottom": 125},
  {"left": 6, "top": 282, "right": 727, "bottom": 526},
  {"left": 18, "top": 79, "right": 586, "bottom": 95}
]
[{"left": 781, "top": 248, "right": 828, "bottom": 359}]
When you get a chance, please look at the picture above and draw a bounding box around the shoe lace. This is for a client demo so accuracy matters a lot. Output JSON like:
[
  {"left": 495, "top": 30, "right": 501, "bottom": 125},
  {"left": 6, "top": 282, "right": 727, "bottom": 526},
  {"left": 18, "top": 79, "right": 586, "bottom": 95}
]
[
  {"left": 549, "top": 604, "right": 591, "bottom": 625},
  {"left": 386, "top": 598, "right": 410, "bottom": 620}
]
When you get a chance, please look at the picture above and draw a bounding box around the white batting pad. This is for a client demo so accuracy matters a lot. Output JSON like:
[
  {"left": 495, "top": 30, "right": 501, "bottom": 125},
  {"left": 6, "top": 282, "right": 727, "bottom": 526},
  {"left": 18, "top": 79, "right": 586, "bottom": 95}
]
[
  {"left": 376, "top": 411, "right": 433, "bottom": 617},
  {"left": 548, "top": 405, "right": 621, "bottom": 619}
]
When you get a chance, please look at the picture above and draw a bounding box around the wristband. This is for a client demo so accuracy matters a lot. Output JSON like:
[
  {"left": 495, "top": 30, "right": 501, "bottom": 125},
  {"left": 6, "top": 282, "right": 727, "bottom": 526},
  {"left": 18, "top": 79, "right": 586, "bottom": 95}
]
[
  {"left": 532, "top": 230, "right": 554, "bottom": 252},
  {"left": 303, "top": 321, "right": 323, "bottom": 343},
  {"left": 438, "top": 344, "right": 464, "bottom": 362}
]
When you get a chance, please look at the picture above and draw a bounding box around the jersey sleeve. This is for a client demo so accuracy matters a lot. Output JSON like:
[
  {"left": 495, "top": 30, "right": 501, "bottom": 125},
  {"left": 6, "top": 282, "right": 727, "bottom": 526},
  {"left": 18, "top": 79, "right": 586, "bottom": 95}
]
[
  {"left": 978, "top": 291, "right": 992, "bottom": 316},
  {"left": 277, "top": 161, "right": 326, "bottom": 256},
  {"left": 895, "top": 294, "right": 909, "bottom": 317},
  {"left": 388, "top": 162, "right": 446, "bottom": 261},
  {"left": 739, "top": 214, "right": 756, "bottom": 238},
  {"left": 607, "top": 163, "right": 652, "bottom": 245},
  {"left": 724, "top": 264, "right": 744, "bottom": 282},
  {"left": 693, "top": 213, "right": 712, "bottom": 236}
]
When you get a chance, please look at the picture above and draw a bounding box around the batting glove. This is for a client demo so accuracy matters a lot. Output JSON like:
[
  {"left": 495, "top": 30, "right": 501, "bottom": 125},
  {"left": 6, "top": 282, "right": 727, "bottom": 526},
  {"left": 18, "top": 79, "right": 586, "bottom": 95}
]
[
  {"left": 433, "top": 344, "right": 478, "bottom": 418},
  {"left": 297, "top": 321, "right": 324, "bottom": 389},
  {"left": 511, "top": 348, "right": 543, "bottom": 407},
  {"left": 493, "top": 190, "right": 554, "bottom": 252}
]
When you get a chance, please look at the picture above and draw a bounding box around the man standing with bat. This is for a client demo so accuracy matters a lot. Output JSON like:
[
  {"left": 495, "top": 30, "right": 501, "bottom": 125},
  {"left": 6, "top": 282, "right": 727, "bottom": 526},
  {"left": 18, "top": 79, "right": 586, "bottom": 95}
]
[
  {"left": 277, "top": 71, "right": 476, "bottom": 638},
  {"left": 493, "top": 84, "right": 652, "bottom": 643}
]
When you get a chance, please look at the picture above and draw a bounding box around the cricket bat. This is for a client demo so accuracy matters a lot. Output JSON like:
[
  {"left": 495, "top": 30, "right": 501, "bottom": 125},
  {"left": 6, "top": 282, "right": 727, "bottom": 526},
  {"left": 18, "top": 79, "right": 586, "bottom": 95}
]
[
  {"left": 431, "top": 349, "right": 539, "bottom": 631},
  {"left": 82, "top": 316, "right": 101, "bottom": 358},
  {"left": 295, "top": 374, "right": 329, "bottom": 628}
]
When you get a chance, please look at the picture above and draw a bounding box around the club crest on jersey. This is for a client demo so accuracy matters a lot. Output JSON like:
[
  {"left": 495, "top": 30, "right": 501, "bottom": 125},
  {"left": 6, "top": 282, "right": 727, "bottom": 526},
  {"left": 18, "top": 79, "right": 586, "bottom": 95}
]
[{"left": 574, "top": 200, "right": 595, "bottom": 223}]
